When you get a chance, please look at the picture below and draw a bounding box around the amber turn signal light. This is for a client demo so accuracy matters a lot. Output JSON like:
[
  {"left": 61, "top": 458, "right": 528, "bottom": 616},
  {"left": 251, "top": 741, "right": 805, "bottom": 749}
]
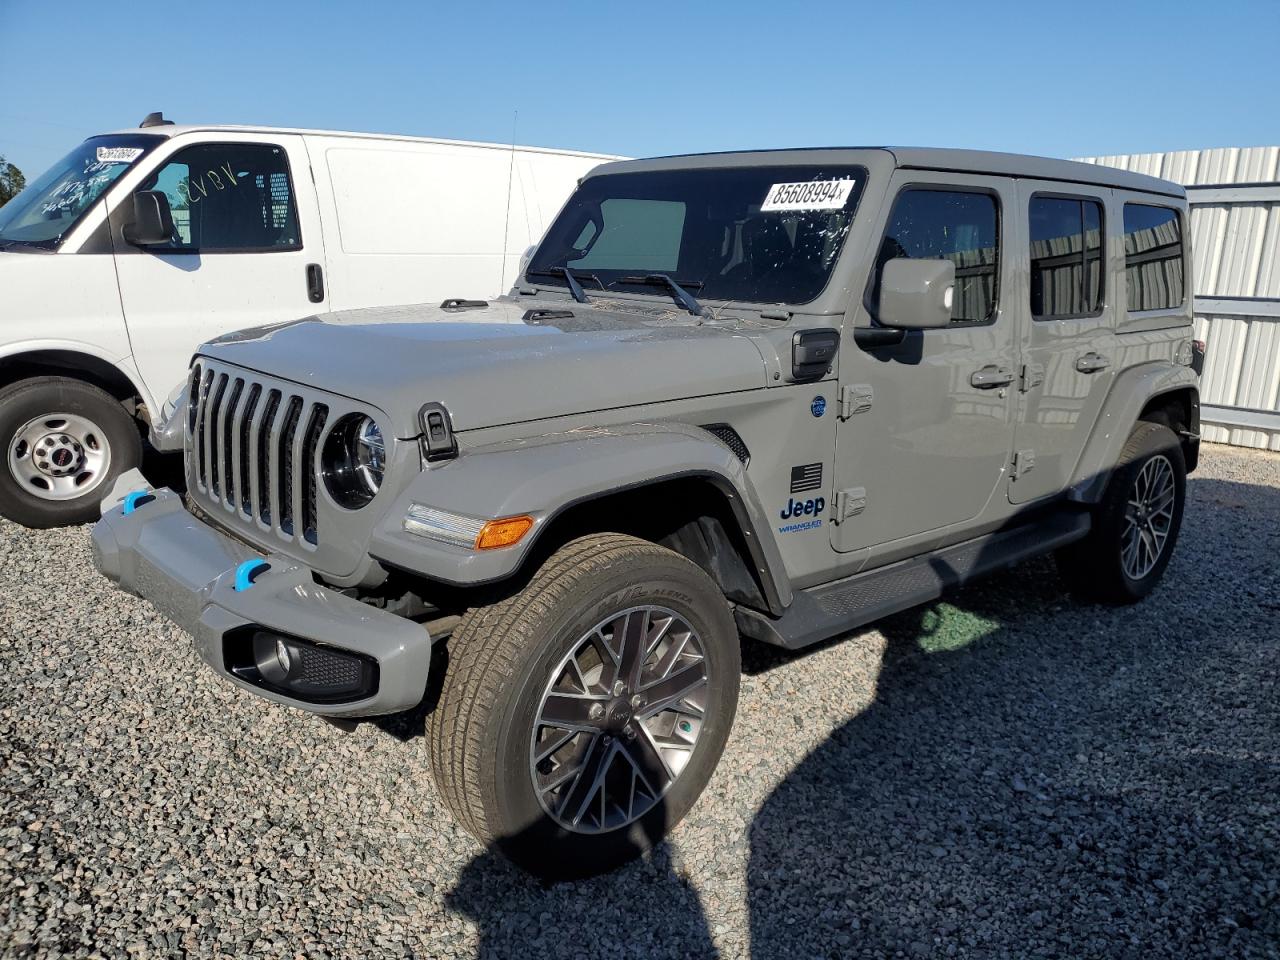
[{"left": 475, "top": 515, "right": 534, "bottom": 550}]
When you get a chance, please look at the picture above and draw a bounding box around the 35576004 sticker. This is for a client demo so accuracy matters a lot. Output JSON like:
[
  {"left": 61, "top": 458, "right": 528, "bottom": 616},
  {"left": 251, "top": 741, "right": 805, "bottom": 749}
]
[{"left": 761, "top": 179, "right": 856, "bottom": 212}]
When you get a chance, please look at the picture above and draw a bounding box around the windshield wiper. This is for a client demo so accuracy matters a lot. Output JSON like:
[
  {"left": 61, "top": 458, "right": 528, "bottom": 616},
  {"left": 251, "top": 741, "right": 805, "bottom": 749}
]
[
  {"left": 526, "top": 267, "right": 602, "bottom": 304},
  {"left": 618, "top": 274, "right": 704, "bottom": 316}
]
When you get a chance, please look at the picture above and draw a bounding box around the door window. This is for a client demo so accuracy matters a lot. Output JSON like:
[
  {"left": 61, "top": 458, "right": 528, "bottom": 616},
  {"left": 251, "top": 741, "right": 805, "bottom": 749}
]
[
  {"left": 1029, "top": 196, "right": 1105, "bottom": 319},
  {"left": 873, "top": 189, "right": 1000, "bottom": 324},
  {"left": 142, "top": 143, "right": 301, "bottom": 252},
  {"left": 1123, "top": 204, "right": 1184, "bottom": 311}
]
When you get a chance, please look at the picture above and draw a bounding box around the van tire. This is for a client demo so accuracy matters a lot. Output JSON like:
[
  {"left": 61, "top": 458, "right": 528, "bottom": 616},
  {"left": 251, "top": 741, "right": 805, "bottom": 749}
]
[
  {"left": 426, "top": 533, "right": 739, "bottom": 880},
  {"left": 1056, "top": 421, "right": 1186, "bottom": 605},
  {"left": 0, "top": 377, "right": 142, "bottom": 528}
]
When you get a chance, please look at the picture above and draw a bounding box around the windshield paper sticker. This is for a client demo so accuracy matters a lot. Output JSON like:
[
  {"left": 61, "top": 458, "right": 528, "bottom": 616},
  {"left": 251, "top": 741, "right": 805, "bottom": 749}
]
[
  {"left": 95, "top": 146, "right": 143, "bottom": 164},
  {"left": 761, "top": 179, "right": 856, "bottom": 212}
]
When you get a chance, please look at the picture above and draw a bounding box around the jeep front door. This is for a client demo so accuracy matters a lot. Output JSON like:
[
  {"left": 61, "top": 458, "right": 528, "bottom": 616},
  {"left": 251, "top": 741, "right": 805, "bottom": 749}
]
[
  {"left": 1007, "top": 184, "right": 1115, "bottom": 504},
  {"left": 830, "top": 175, "right": 1020, "bottom": 558}
]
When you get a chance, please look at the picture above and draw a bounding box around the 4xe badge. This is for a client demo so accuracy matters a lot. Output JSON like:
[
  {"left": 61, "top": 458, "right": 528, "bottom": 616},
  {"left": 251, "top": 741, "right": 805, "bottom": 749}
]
[{"left": 811, "top": 396, "right": 826, "bottom": 418}]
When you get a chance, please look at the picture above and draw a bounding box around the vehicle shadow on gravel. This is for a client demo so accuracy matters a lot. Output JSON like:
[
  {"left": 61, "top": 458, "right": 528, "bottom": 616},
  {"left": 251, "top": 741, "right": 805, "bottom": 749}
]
[{"left": 745, "top": 475, "right": 1279, "bottom": 958}]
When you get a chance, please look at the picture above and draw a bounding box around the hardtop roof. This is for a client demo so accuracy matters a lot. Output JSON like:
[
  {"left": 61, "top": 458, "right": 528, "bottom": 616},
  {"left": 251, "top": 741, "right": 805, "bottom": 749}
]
[{"left": 594, "top": 146, "right": 1185, "bottom": 199}]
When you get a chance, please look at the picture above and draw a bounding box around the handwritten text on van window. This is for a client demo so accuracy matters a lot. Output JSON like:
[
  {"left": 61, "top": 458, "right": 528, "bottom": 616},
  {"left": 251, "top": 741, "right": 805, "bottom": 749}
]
[{"left": 177, "top": 163, "right": 240, "bottom": 206}]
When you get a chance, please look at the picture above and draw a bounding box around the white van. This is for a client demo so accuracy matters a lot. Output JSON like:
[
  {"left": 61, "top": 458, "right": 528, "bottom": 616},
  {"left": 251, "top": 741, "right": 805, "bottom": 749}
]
[{"left": 0, "top": 114, "right": 616, "bottom": 526}]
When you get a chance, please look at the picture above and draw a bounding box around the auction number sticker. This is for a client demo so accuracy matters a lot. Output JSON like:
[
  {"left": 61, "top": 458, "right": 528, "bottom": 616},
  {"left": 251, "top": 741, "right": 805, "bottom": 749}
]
[
  {"left": 760, "top": 178, "right": 856, "bottom": 212},
  {"left": 95, "top": 146, "right": 143, "bottom": 164}
]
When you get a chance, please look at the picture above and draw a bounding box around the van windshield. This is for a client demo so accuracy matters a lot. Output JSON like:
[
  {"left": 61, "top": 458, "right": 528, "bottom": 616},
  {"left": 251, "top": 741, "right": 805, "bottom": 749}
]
[
  {"left": 0, "top": 134, "right": 163, "bottom": 250},
  {"left": 526, "top": 164, "right": 867, "bottom": 307}
]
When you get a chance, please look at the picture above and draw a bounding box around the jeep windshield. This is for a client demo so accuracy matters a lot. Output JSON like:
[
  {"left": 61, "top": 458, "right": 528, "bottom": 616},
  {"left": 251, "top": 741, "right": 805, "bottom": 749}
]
[
  {"left": 526, "top": 164, "right": 867, "bottom": 307},
  {"left": 0, "top": 134, "right": 163, "bottom": 250}
]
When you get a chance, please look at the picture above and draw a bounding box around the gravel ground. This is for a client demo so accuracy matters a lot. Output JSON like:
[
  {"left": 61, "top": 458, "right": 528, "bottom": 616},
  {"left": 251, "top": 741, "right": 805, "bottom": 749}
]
[{"left": 2, "top": 444, "right": 1277, "bottom": 959}]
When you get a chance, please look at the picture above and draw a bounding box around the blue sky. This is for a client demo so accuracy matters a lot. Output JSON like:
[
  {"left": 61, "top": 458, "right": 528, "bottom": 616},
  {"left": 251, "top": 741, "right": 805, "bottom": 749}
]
[{"left": 2, "top": 0, "right": 1277, "bottom": 178}]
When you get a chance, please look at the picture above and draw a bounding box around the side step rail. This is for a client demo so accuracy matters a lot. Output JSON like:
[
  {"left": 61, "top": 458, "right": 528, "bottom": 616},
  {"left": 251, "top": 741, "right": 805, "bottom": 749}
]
[{"left": 737, "top": 511, "right": 1091, "bottom": 650}]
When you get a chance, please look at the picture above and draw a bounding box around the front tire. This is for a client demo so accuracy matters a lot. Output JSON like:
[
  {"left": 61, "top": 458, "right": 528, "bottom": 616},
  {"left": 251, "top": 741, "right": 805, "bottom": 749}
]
[
  {"left": 0, "top": 377, "right": 143, "bottom": 528},
  {"left": 1056, "top": 421, "right": 1186, "bottom": 604},
  {"left": 426, "top": 533, "right": 740, "bottom": 880}
]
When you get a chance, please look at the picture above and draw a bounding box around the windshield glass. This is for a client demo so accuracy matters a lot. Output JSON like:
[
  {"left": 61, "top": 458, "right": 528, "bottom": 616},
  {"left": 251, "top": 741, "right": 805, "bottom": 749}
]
[
  {"left": 526, "top": 164, "right": 867, "bottom": 306},
  {"left": 0, "top": 134, "right": 163, "bottom": 249}
]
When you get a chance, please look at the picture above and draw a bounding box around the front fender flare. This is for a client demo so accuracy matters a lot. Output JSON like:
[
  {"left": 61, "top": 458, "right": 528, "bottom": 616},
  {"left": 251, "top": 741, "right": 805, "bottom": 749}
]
[
  {"left": 368, "top": 422, "right": 792, "bottom": 612},
  {"left": 1069, "top": 361, "right": 1199, "bottom": 503}
]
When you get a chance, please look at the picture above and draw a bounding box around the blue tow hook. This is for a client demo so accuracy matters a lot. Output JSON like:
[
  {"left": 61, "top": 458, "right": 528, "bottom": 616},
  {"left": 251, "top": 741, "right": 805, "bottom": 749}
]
[
  {"left": 233, "top": 559, "right": 271, "bottom": 592},
  {"left": 121, "top": 490, "right": 155, "bottom": 515}
]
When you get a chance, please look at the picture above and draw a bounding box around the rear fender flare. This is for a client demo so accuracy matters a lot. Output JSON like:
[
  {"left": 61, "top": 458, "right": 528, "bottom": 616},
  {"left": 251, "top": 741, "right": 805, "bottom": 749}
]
[{"left": 1069, "top": 361, "right": 1199, "bottom": 503}]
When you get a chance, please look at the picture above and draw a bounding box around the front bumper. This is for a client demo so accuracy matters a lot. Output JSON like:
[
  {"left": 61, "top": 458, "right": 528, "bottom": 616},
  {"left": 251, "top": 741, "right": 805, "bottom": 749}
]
[{"left": 91, "top": 482, "right": 432, "bottom": 718}]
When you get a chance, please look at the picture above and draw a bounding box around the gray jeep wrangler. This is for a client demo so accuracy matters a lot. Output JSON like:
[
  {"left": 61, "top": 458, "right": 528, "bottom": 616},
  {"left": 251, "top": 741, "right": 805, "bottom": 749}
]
[{"left": 92, "top": 148, "right": 1201, "bottom": 878}]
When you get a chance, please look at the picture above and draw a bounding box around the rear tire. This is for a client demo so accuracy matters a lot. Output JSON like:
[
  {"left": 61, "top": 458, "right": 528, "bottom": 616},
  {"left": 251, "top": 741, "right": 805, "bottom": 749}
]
[
  {"left": 426, "top": 533, "right": 740, "bottom": 880},
  {"left": 0, "top": 377, "right": 142, "bottom": 528},
  {"left": 1056, "top": 421, "right": 1186, "bottom": 604}
]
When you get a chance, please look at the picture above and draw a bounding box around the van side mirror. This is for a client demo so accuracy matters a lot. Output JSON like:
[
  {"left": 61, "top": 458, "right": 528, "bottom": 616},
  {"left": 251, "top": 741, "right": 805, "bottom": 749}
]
[
  {"left": 879, "top": 258, "right": 955, "bottom": 330},
  {"left": 123, "top": 190, "right": 174, "bottom": 246}
]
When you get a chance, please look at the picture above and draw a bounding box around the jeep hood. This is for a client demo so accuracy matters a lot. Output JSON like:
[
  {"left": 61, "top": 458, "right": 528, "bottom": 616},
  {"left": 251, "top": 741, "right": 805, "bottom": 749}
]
[{"left": 197, "top": 300, "right": 770, "bottom": 437}]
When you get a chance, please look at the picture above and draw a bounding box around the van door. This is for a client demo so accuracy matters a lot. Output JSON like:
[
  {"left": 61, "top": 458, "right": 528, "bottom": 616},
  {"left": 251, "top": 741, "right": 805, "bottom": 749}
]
[
  {"left": 110, "top": 134, "right": 324, "bottom": 399},
  {"left": 830, "top": 174, "right": 1020, "bottom": 558},
  {"left": 1007, "top": 183, "right": 1115, "bottom": 503}
]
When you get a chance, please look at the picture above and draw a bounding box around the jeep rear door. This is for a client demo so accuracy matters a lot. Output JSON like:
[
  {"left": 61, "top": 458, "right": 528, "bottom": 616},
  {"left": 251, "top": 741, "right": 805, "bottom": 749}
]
[
  {"left": 1007, "top": 183, "right": 1116, "bottom": 504},
  {"left": 830, "top": 172, "right": 1020, "bottom": 559}
]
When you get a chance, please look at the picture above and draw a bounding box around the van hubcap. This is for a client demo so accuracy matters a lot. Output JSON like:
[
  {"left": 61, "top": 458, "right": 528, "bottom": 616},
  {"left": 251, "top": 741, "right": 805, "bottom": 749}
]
[
  {"left": 7, "top": 413, "right": 112, "bottom": 501},
  {"left": 1121, "top": 454, "right": 1175, "bottom": 581},
  {"left": 530, "top": 605, "right": 709, "bottom": 834}
]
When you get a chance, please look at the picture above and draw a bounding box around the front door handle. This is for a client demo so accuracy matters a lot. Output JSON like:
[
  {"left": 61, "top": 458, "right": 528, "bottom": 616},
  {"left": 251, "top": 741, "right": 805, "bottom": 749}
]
[
  {"left": 970, "top": 366, "right": 1015, "bottom": 389},
  {"left": 1076, "top": 352, "right": 1110, "bottom": 373},
  {"left": 305, "top": 263, "right": 325, "bottom": 303}
]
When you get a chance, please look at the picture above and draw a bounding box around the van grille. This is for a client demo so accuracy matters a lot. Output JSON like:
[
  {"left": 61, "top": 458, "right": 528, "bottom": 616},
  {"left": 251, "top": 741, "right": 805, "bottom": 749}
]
[{"left": 187, "top": 362, "right": 330, "bottom": 548}]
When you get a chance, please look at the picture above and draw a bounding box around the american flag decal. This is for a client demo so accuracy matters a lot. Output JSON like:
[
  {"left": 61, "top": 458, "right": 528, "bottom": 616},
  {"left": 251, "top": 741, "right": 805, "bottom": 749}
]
[{"left": 790, "top": 463, "right": 823, "bottom": 494}]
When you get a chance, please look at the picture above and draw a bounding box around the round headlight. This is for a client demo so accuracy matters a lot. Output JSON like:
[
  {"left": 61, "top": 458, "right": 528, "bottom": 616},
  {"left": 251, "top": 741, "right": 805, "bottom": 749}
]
[
  {"left": 322, "top": 414, "right": 385, "bottom": 509},
  {"left": 354, "top": 417, "right": 384, "bottom": 493}
]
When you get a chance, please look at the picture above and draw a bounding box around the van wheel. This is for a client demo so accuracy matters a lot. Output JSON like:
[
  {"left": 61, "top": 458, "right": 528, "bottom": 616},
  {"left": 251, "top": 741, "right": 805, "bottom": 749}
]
[
  {"left": 0, "top": 377, "right": 142, "bottom": 528},
  {"left": 426, "top": 533, "right": 740, "bottom": 880},
  {"left": 1056, "top": 421, "right": 1186, "bottom": 605}
]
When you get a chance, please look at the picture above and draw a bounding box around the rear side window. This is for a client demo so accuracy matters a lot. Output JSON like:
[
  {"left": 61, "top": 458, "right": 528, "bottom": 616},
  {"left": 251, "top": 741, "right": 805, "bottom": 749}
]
[
  {"left": 144, "top": 143, "right": 301, "bottom": 252},
  {"left": 874, "top": 189, "right": 999, "bottom": 324},
  {"left": 1029, "top": 196, "right": 1104, "bottom": 319},
  {"left": 1123, "top": 204, "right": 1184, "bottom": 311}
]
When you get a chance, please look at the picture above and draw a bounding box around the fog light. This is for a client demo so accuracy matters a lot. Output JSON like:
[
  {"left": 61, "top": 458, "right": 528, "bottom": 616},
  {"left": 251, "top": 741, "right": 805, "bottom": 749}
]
[{"left": 225, "top": 628, "right": 378, "bottom": 705}]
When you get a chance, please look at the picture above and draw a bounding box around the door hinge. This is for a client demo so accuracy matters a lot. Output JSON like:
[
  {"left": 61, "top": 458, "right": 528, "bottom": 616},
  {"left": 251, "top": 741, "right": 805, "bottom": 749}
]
[
  {"left": 838, "top": 384, "right": 873, "bottom": 420},
  {"left": 1020, "top": 363, "right": 1044, "bottom": 392},
  {"left": 833, "top": 487, "right": 867, "bottom": 523},
  {"left": 1012, "top": 449, "right": 1036, "bottom": 479}
]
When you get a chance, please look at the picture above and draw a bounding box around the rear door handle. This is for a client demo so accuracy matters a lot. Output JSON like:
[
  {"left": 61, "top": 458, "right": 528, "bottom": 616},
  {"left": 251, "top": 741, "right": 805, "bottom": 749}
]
[
  {"left": 970, "top": 366, "right": 1015, "bottom": 389},
  {"left": 305, "top": 263, "right": 325, "bottom": 303},
  {"left": 1075, "top": 352, "right": 1110, "bottom": 373}
]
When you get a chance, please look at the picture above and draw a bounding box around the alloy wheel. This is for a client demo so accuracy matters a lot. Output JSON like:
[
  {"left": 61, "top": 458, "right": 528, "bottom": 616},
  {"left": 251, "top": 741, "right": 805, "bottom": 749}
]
[
  {"left": 530, "top": 605, "right": 709, "bottom": 834},
  {"left": 1121, "top": 453, "right": 1176, "bottom": 581}
]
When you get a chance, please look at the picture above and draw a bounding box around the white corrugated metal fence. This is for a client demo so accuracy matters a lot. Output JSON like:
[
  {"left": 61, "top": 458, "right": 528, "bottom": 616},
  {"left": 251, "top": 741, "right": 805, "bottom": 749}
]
[{"left": 1077, "top": 147, "right": 1280, "bottom": 450}]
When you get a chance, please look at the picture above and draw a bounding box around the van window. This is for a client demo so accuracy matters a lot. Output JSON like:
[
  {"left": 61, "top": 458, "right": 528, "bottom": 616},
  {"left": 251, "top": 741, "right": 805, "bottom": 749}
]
[
  {"left": 874, "top": 189, "right": 999, "bottom": 324},
  {"left": 1029, "top": 196, "right": 1104, "bottom": 319},
  {"left": 1123, "top": 204, "right": 1184, "bottom": 311},
  {"left": 143, "top": 143, "right": 301, "bottom": 252}
]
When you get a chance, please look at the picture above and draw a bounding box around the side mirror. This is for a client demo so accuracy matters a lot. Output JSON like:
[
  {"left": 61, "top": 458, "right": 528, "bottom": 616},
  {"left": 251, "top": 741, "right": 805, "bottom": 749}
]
[
  {"left": 879, "top": 258, "right": 955, "bottom": 330},
  {"left": 123, "top": 190, "right": 174, "bottom": 246}
]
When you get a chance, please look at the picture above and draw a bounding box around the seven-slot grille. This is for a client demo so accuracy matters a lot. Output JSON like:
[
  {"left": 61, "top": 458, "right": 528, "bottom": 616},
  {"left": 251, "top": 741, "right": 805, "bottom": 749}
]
[{"left": 186, "top": 361, "right": 329, "bottom": 546}]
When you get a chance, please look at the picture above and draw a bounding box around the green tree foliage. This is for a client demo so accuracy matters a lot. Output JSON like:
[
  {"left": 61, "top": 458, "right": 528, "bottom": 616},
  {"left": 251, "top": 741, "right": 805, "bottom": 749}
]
[{"left": 0, "top": 155, "right": 26, "bottom": 207}]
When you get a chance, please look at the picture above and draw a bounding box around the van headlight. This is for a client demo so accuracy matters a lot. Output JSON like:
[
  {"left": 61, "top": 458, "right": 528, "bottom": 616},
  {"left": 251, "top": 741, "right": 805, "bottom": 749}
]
[{"left": 322, "top": 414, "right": 385, "bottom": 508}]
